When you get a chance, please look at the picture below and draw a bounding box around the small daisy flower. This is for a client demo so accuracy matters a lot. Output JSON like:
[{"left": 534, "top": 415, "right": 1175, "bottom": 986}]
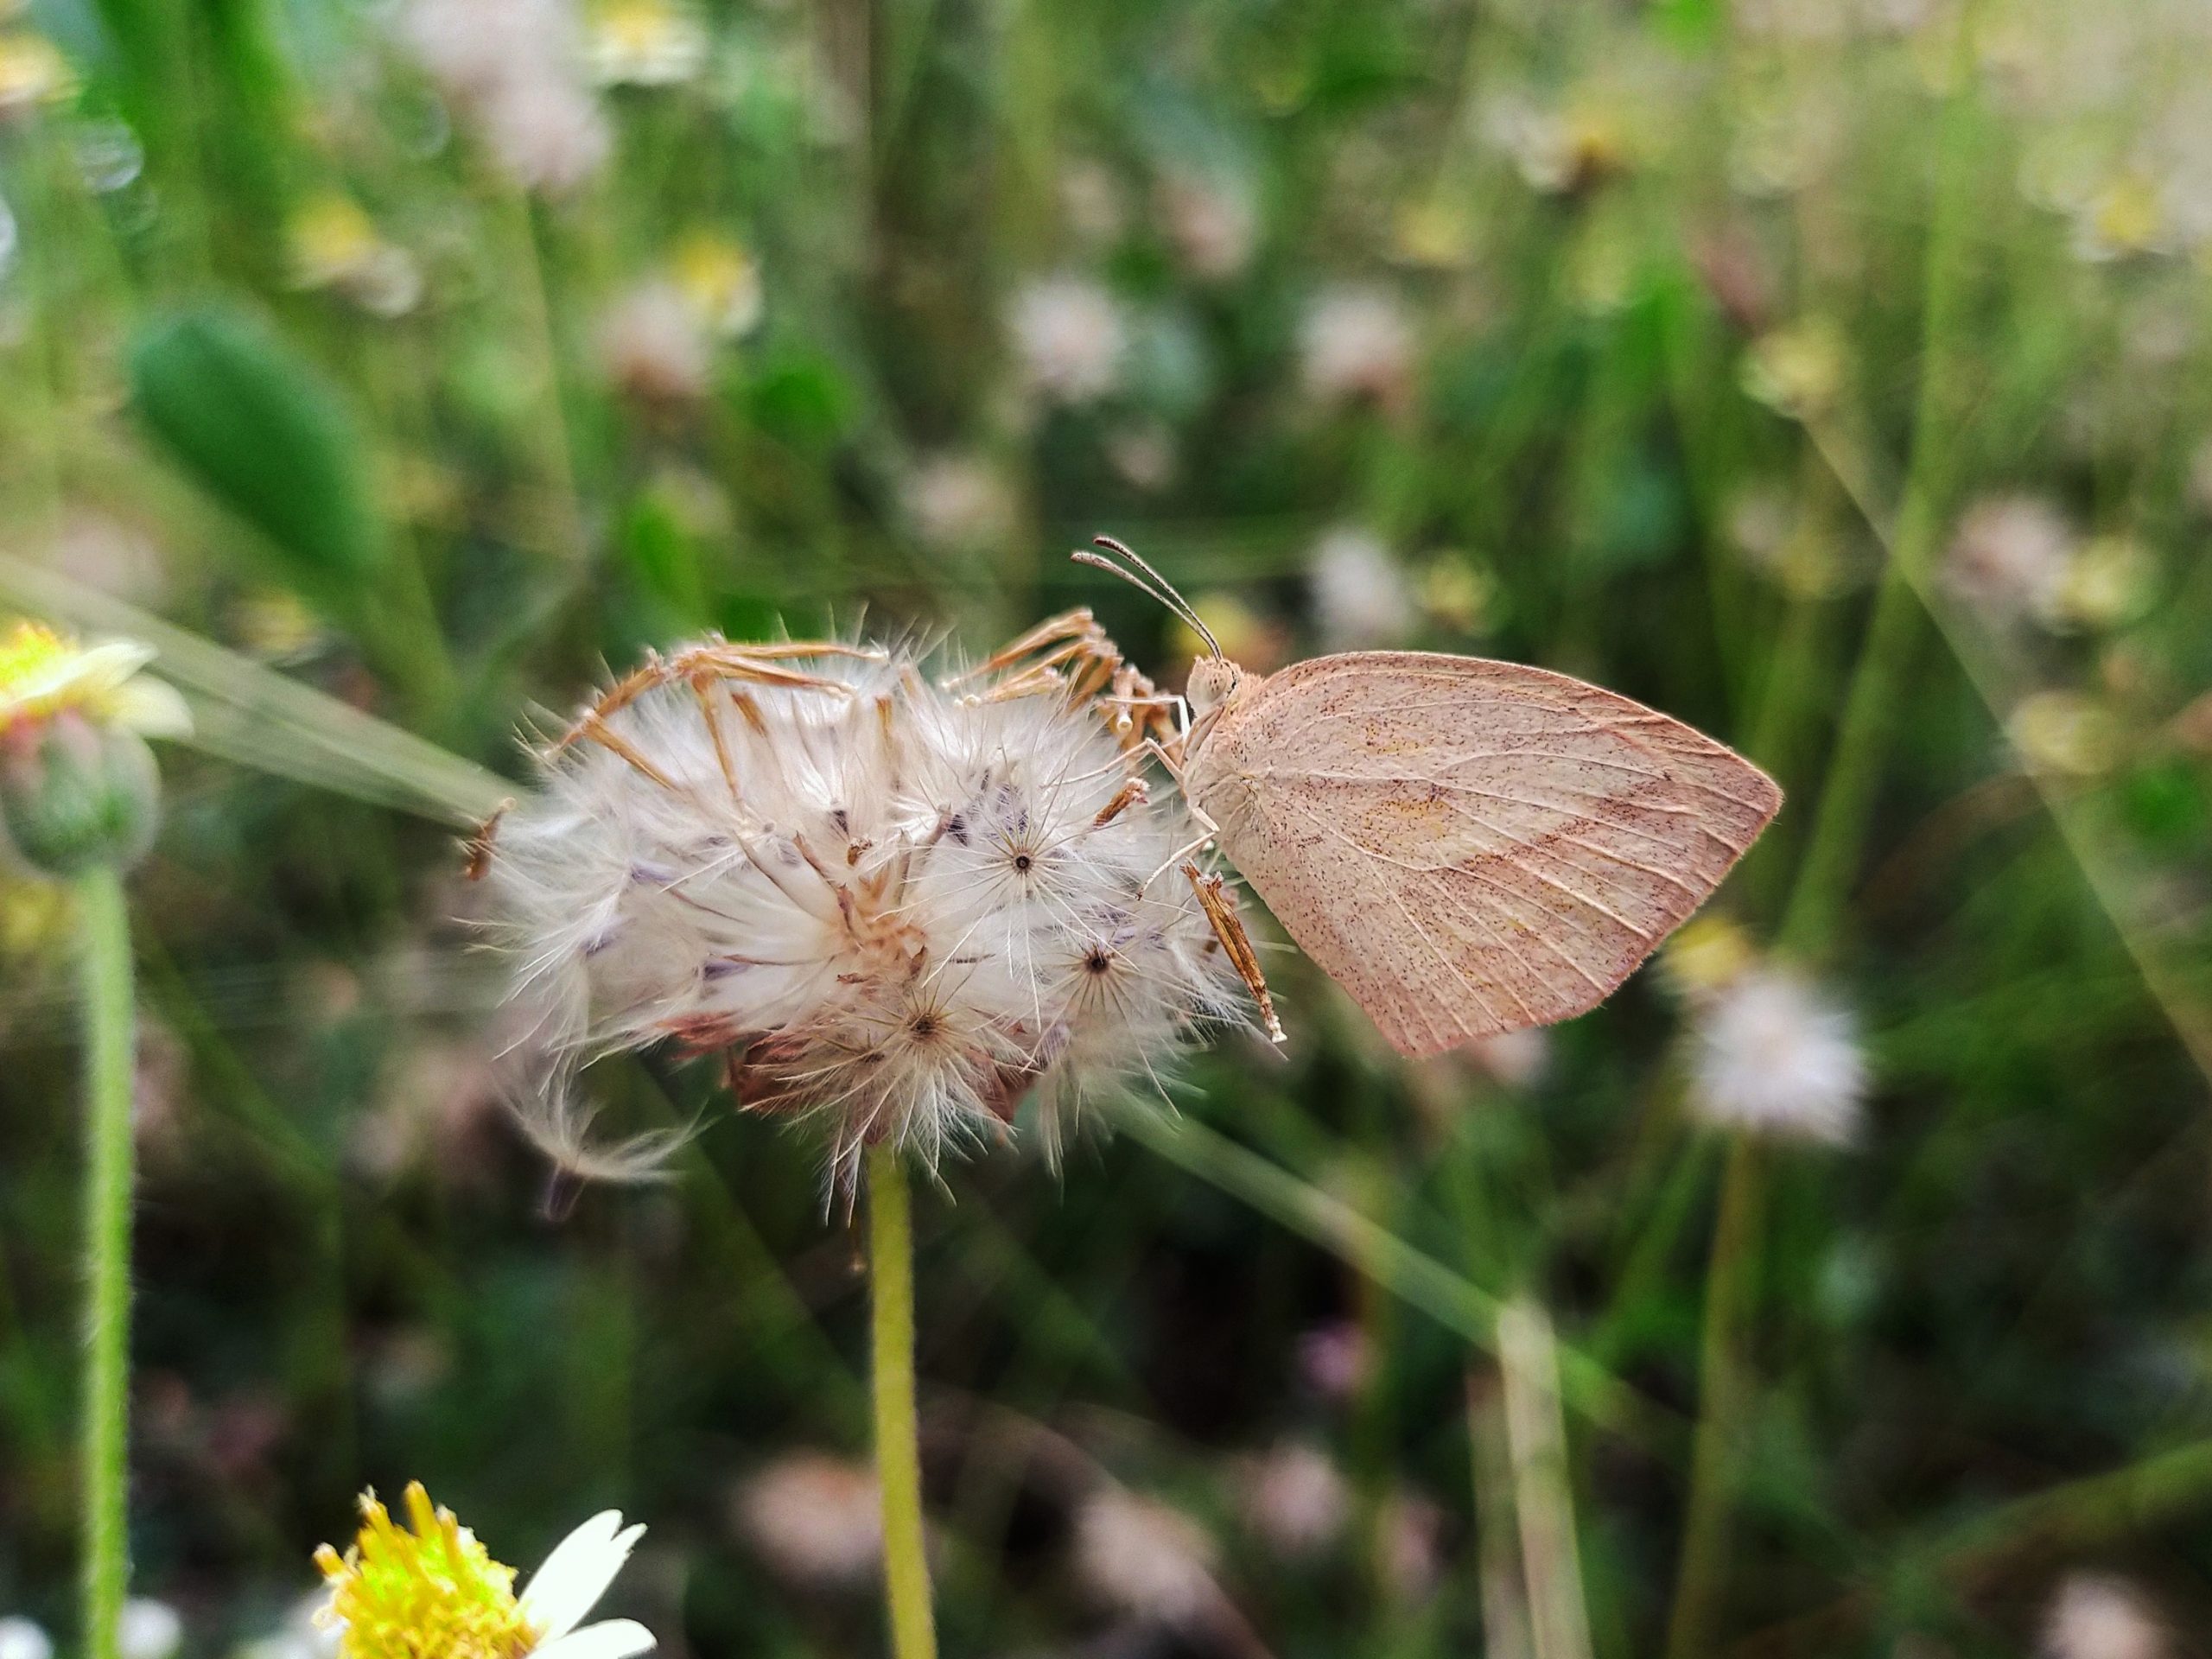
[
  {"left": 0, "top": 624, "right": 188, "bottom": 742},
  {"left": 1686, "top": 966, "right": 1868, "bottom": 1146},
  {"left": 2043, "top": 1573, "right": 2169, "bottom": 1659},
  {"left": 0, "top": 1618, "right": 52, "bottom": 1659},
  {"left": 487, "top": 641, "right": 1245, "bottom": 1185},
  {"left": 1008, "top": 276, "right": 1126, "bottom": 406},
  {"left": 314, "top": 1483, "right": 652, "bottom": 1659},
  {"left": 0, "top": 622, "right": 188, "bottom": 875}
]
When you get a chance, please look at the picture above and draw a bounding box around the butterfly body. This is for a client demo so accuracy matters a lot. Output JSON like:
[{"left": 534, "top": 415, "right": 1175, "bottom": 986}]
[{"left": 1181, "top": 650, "right": 1781, "bottom": 1058}]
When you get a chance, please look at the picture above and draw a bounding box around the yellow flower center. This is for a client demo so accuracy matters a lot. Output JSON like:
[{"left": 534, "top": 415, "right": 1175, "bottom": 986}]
[{"left": 315, "top": 1484, "right": 539, "bottom": 1659}]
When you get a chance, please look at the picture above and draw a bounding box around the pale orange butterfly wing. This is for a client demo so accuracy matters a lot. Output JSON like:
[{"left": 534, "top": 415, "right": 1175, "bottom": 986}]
[{"left": 1185, "top": 652, "right": 1781, "bottom": 1058}]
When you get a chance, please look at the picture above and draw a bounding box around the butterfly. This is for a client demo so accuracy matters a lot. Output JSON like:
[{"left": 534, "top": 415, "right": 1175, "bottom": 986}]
[{"left": 1074, "top": 537, "right": 1783, "bottom": 1058}]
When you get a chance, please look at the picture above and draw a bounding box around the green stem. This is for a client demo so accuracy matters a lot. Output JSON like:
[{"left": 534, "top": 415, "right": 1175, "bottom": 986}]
[
  {"left": 868, "top": 1146, "right": 938, "bottom": 1659},
  {"left": 1778, "top": 20, "right": 1980, "bottom": 961},
  {"left": 1665, "top": 1138, "right": 1765, "bottom": 1659},
  {"left": 77, "top": 867, "right": 137, "bottom": 1659}
]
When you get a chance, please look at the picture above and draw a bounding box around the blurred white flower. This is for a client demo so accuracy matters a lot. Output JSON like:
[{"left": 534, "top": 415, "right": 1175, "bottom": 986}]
[
  {"left": 1299, "top": 286, "right": 1414, "bottom": 409},
  {"left": 902, "top": 454, "right": 1016, "bottom": 553},
  {"left": 1009, "top": 276, "right": 1126, "bottom": 406},
  {"left": 1375, "top": 1491, "right": 1444, "bottom": 1605},
  {"left": 400, "top": 0, "right": 607, "bottom": 194},
  {"left": 1237, "top": 1442, "right": 1349, "bottom": 1560},
  {"left": 2043, "top": 1573, "right": 2169, "bottom": 1659},
  {"left": 234, "top": 1595, "right": 340, "bottom": 1659},
  {"left": 489, "top": 642, "right": 1246, "bottom": 1184},
  {"left": 1296, "top": 1318, "right": 1370, "bottom": 1402},
  {"left": 0, "top": 1618, "right": 52, "bottom": 1659},
  {"left": 587, "top": 0, "right": 708, "bottom": 87},
  {"left": 1058, "top": 160, "right": 1128, "bottom": 248},
  {"left": 1307, "top": 527, "right": 1414, "bottom": 650},
  {"left": 1945, "top": 494, "right": 2075, "bottom": 626},
  {"left": 1688, "top": 967, "right": 1867, "bottom": 1146},
  {"left": 732, "top": 1452, "right": 881, "bottom": 1591},
  {"left": 1465, "top": 1026, "right": 1549, "bottom": 1090},
  {"left": 118, "top": 1600, "right": 182, "bottom": 1659},
  {"left": 1104, "top": 421, "right": 1177, "bottom": 492},
  {"left": 480, "top": 76, "right": 609, "bottom": 195},
  {"left": 1157, "top": 169, "right": 1257, "bottom": 280},
  {"left": 596, "top": 281, "right": 712, "bottom": 404},
  {"left": 1072, "top": 1489, "right": 1218, "bottom": 1628}
]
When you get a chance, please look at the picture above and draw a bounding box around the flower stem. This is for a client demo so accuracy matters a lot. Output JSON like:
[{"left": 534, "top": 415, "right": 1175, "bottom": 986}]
[
  {"left": 1664, "top": 1137, "right": 1765, "bottom": 1659},
  {"left": 77, "top": 867, "right": 137, "bottom": 1659},
  {"left": 867, "top": 1145, "right": 938, "bottom": 1659}
]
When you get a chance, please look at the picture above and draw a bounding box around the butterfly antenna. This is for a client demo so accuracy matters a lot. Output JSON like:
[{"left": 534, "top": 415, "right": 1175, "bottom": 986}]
[{"left": 1071, "top": 535, "right": 1222, "bottom": 658}]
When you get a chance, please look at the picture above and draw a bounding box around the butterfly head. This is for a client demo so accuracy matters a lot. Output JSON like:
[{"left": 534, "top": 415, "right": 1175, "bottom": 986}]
[{"left": 1184, "top": 654, "right": 1249, "bottom": 751}]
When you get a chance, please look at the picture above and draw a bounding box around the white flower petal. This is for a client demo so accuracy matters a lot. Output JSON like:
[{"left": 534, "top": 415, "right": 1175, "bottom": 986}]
[
  {"left": 112, "top": 678, "right": 193, "bottom": 740},
  {"left": 518, "top": 1512, "right": 643, "bottom": 1642},
  {"left": 532, "top": 1620, "right": 656, "bottom": 1659}
]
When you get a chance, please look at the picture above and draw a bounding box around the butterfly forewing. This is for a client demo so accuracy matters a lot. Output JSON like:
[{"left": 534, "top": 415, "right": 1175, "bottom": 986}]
[{"left": 1187, "top": 652, "right": 1782, "bottom": 1058}]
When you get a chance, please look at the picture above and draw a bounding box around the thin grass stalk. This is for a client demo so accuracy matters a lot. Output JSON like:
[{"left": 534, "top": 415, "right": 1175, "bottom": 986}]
[
  {"left": 868, "top": 1145, "right": 938, "bottom": 1659},
  {"left": 1663, "top": 1138, "right": 1766, "bottom": 1659},
  {"left": 1777, "top": 14, "right": 1982, "bottom": 961},
  {"left": 1498, "top": 1303, "right": 1595, "bottom": 1659},
  {"left": 76, "top": 867, "right": 137, "bottom": 1659}
]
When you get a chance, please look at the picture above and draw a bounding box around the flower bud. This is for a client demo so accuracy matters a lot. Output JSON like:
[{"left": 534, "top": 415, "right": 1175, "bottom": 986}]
[
  {"left": 0, "top": 709, "right": 162, "bottom": 874},
  {"left": 0, "top": 622, "right": 187, "bottom": 875}
]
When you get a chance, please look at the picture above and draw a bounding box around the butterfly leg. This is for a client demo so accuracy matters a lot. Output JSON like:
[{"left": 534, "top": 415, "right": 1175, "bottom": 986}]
[{"left": 1182, "top": 863, "right": 1286, "bottom": 1044}]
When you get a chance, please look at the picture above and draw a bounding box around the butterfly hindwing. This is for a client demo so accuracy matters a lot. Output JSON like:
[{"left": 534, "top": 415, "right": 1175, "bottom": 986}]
[{"left": 1185, "top": 652, "right": 1781, "bottom": 1057}]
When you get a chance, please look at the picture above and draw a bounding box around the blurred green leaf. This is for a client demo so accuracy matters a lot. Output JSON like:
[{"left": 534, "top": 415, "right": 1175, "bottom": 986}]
[{"left": 129, "top": 307, "right": 385, "bottom": 594}]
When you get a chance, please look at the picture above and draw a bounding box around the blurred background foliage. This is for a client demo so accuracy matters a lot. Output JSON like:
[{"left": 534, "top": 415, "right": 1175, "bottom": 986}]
[{"left": 3, "top": 0, "right": 2212, "bottom": 1654}]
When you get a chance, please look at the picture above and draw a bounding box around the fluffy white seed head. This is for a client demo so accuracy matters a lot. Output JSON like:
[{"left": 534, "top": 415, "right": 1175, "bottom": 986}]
[
  {"left": 731, "top": 1452, "right": 882, "bottom": 1591},
  {"left": 1686, "top": 966, "right": 1868, "bottom": 1146},
  {"left": 1008, "top": 276, "right": 1127, "bottom": 405},
  {"left": 488, "top": 643, "right": 1246, "bottom": 1186},
  {"left": 1298, "top": 285, "right": 1415, "bottom": 408},
  {"left": 1237, "top": 1441, "right": 1350, "bottom": 1560},
  {"left": 2043, "top": 1574, "right": 2169, "bottom": 1659},
  {"left": 1071, "top": 1488, "right": 1219, "bottom": 1628},
  {"left": 1306, "top": 525, "right": 1414, "bottom": 651}
]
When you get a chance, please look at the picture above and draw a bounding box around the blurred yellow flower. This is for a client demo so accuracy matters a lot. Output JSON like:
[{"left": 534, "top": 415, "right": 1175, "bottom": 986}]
[
  {"left": 1741, "top": 321, "right": 1846, "bottom": 420},
  {"left": 588, "top": 0, "right": 707, "bottom": 88},
  {"left": 2077, "top": 174, "right": 2164, "bottom": 262},
  {"left": 0, "top": 30, "right": 73, "bottom": 117},
  {"left": 286, "top": 194, "right": 423, "bottom": 316},
  {"left": 1662, "top": 913, "right": 1757, "bottom": 1001},
  {"left": 2007, "top": 690, "right": 2120, "bottom": 778},
  {"left": 2051, "top": 535, "right": 2156, "bottom": 632},
  {"left": 0, "top": 623, "right": 189, "bottom": 744},
  {"left": 670, "top": 232, "right": 762, "bottom": 337},
  {"left": 0, "top": 875, "right": 69, "bottom": 958}
]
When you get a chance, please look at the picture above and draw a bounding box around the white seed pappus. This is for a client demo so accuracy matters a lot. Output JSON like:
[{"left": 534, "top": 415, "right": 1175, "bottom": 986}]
[{"left": 489, "top": 644, "right": 1249, "bottom": 1186}]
